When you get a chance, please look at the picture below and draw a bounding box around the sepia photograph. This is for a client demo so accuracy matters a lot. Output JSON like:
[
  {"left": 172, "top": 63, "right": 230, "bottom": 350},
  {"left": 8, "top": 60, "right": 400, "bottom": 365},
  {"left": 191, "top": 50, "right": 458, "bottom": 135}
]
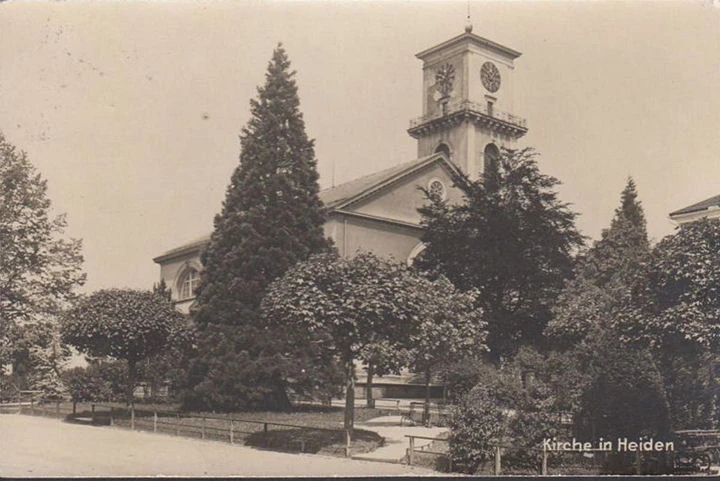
[{"left": 1, "top": 0, "right": 720, "bottom": 476}]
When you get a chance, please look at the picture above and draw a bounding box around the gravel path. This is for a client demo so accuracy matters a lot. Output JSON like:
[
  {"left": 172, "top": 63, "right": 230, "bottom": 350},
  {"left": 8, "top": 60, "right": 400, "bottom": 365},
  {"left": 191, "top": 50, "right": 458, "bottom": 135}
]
[{"left": 0, "top": 413, "right": 436, "bottom": 477}]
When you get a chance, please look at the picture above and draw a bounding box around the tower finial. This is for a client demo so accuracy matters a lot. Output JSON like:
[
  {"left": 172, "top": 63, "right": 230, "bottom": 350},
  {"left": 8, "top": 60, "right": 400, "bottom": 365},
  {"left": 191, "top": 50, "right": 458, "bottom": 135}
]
[{"left": 465, "top": 1, "right": 473, "bottom": 33}]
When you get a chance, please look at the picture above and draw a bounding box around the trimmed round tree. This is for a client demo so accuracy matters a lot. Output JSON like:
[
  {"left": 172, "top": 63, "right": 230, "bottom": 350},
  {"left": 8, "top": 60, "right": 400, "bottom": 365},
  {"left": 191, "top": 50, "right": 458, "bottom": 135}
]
[
  {"left": 61, "top": 289, "right": 191, "bottom": 405},
  {"left": 262, "top": 252, "right": 487, "bottom": 455}
]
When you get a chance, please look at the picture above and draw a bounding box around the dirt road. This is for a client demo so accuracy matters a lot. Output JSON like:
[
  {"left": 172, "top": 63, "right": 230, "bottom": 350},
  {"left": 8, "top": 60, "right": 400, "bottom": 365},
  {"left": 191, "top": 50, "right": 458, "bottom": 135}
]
[{"left": 0, "top": 413, "right": 435, "bottom": 477}]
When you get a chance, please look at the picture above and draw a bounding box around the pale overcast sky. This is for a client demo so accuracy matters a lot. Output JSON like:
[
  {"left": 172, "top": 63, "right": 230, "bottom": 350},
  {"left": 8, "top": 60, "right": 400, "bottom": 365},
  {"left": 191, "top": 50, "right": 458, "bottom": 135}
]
[{"left": 1, "top": 1, "right": 719, "bottom": 293}]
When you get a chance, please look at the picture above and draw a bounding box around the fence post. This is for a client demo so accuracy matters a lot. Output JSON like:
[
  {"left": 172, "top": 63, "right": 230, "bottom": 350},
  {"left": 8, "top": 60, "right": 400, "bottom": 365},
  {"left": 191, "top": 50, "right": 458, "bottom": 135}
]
[
  {"left": 153, "top": 411, "right": 158, "bottom": 433},
  {"left": 91, "top": 404, "right": 96, "bottom": 424},
  {"left": 345, "top": 429, "right": 351, "bottom": 458},
  {"left": 176, "top": 413, "right": 180, "bottom": 435},
  {"left": 542, "top": 444, "right": 548, "bottom": 475},
  {"left": 30, "top": 399, "right": 35, "bottom": 415},
  {"left": 229, "top": 419, "right": 234, "bottom": 444},
  {"left": 56, "top": 401, "right": 60, "bottom": 417},
  {"left": 408, "top": 436, "right": 415, "bottom": 466},
  {"left": 494, "top": 445, "right": 502, "bottom": 475},
  {"left": 130, "top": 403, "right": 135, "bottom": 430},
  {"left": 635, "top": 450, "right": 641, "bottom": 474},
  {"left": 109, "top": 407, "right": 113, "bottom": 426},
  {"left": 201, "top": 416, "right": 206, "bottom": 440}
]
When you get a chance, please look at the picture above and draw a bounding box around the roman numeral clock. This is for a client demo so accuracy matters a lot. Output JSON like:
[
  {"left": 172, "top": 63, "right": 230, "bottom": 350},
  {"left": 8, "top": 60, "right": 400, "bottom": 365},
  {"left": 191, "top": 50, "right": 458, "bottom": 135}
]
[
  {"left": 480, "top": 61, "right": 501, "bottom": 93},
  {"left": 435, "top": 63, "right": 456, "bottom": 114}
]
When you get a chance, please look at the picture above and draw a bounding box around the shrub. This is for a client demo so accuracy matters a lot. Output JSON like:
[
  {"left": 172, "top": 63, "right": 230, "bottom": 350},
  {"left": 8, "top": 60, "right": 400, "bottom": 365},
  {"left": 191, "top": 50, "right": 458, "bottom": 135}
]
[{"left": 449, "top": 384, "right": 506, "bottom": 473}]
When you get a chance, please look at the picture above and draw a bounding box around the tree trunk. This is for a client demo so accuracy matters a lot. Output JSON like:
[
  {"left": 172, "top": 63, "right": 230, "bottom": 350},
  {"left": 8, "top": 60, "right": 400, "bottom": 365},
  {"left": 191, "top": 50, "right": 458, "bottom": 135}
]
[
  {"left": 344, "top": 358, "right": 355, "bottom": 457},
  {"left": 366, "top": 362, "right": 375, "bottom": 408},
  {"left": 423, "top": 367, "right": 431, "bottom": 426},
  {"left": 127, "top": 359, "right": 136, "bottom": 407}
]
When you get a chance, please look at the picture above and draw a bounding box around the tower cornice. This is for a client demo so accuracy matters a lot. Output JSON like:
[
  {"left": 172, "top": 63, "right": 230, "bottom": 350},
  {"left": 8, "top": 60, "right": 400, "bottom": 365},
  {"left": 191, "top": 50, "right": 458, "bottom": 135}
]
[
  {"left": 408, "top": 99, "right": 527, "bottom": 139},
  {"left": 416, "top": 31, "right": 522, "bottom": 62}
]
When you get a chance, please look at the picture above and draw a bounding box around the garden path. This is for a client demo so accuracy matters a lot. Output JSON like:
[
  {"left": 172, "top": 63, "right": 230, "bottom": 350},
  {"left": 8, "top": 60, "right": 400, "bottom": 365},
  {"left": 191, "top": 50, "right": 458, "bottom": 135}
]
[
  {"left": 353, "top": 415, "right": 448, "bottom": 463},
  {"left": 0, "top": 413, "right": 436, "bottom": 477}
]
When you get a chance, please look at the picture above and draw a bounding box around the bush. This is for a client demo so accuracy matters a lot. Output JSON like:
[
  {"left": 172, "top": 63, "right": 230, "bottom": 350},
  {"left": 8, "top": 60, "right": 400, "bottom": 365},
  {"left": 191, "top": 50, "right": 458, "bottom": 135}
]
[
  {"left": 449, "top": 384, "right": 506, "bottom": 473},
  {"left": 62, "top": 361, "right": 128, "bottom": 408},
  {"left": 448, "top": 348, "right": 573, "bottom": 473},
  {"left": 440, "top": 357, "right": 489, "bottom": 403}
]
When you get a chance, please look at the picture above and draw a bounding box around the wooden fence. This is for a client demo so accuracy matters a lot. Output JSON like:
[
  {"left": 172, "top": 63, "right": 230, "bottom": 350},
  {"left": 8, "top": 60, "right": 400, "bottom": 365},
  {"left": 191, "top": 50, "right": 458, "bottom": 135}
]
[{"left": 81, "top": 403, "right": 344, "bottom": 454}]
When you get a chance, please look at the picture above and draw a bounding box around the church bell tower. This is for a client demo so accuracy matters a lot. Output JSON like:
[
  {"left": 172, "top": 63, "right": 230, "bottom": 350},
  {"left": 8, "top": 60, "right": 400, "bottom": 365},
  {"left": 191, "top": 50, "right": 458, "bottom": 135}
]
[{"left": 408, "top": 24, "right": 528, "bottom": 180}]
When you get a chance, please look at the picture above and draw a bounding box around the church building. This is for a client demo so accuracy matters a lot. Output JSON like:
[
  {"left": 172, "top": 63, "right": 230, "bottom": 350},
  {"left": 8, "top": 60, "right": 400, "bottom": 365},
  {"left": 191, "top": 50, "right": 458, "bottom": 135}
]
[{"left": 153, "top": 25, "right": 528, "bottom": 314}]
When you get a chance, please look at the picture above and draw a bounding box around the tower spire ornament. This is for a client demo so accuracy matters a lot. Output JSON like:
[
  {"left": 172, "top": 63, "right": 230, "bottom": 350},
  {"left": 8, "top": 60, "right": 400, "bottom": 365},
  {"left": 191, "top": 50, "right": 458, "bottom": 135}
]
[{"left": 465, "top": 2, "right": 473, "bottom": 33}]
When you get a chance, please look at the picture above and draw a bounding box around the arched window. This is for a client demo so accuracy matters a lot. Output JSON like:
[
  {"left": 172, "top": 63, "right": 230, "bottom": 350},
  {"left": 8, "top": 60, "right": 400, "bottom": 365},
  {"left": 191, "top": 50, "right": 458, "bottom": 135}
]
[
  {"left": 434, "top": 143, "right": 451, "bottom": 158},
  {"left": 483, "top": 143, "right": 501, "bottom": 192},
  {"left": 483, "top": 143, "right": 500, "bottom": 171},
  {"left": 179, "top": 268, "right": 200, "bottom": 300},
  {"left": 407, "top": 242, "right": 427, "bottom": 266}
]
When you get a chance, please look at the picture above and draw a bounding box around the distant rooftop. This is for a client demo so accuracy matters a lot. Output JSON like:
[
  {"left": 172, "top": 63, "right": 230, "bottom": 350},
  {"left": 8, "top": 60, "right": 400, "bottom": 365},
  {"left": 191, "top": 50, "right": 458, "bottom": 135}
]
[{"left": 670, "top": 194, "right": 720, "bottom": 217}]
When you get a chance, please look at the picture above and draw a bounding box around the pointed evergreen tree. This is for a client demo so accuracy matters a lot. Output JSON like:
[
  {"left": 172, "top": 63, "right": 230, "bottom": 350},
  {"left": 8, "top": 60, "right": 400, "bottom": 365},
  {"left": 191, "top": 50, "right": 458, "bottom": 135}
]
[
  {"left": 546, "top": 177, "right": 650, "bottom": 343},
  {"left": 185, "top": 45, "right": 331, "bottom": 411},
  {"left": 588, "top": 177, "right": 649, "bottom": 291},
  {"left": 545, "top": 179, "right": 670, "bottom": 446},
  {"left": 195, "top": 44, "right": 330, "bottom": 327}
]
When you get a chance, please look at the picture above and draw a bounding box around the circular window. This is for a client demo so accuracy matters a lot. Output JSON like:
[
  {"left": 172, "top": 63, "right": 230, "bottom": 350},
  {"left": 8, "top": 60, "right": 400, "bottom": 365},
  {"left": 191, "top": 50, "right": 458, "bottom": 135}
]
[{"left": 428, "top": 179, "right": 447, "bottom": 200}]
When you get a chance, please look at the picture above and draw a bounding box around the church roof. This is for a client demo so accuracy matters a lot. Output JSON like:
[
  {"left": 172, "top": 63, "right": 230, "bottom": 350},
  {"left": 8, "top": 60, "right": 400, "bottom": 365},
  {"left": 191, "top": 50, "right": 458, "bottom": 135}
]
[
  {"left": 152, "top": 235, "right": 210, "bottom": 264},
  {"left": 670, "top": 194, "right": 720, "bottom": 217},
  {"left": 153, "top": 153, "right": 455, "bottom": 264},
  {"left": 319, "top": 153, "right": 449, "bottom": 209}
]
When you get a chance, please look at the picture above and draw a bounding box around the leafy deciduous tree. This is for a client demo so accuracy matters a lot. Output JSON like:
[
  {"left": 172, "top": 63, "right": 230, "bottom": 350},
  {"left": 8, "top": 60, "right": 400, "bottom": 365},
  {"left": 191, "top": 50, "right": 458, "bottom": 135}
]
[
  {"left": 417, "top": 147, "right": 583, "bottom": 360},
  {"left": 615, "top": 217, "right": 720, "bottom": 428},
  {"left": 263, "top": 252, "right": 484, "bottom": 453},
  {"left": 0, "top": 132, "right": 85, "bottom": 386},
  {"left": 405, "top": 276, "right": 485, "bottom": 424}
]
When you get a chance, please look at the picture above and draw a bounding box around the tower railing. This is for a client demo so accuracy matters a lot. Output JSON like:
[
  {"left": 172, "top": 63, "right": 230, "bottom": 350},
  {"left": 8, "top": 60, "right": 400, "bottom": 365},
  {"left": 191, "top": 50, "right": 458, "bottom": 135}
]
[{"left": 409, "top": 99, "right": 527, "bottom": 130}]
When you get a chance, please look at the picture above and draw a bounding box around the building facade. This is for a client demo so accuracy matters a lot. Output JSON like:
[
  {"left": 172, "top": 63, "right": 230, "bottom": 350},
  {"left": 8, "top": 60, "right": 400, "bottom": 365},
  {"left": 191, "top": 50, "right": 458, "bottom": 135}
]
[{"left": 154, "top": 26, "right": 527, "bottom": 316}]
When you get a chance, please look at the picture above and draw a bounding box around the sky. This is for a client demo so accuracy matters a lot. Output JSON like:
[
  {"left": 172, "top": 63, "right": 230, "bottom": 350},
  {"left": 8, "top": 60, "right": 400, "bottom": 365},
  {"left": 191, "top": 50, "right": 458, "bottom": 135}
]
[{"left": 1, "top": 0, "right": 719, "bottom": 293}]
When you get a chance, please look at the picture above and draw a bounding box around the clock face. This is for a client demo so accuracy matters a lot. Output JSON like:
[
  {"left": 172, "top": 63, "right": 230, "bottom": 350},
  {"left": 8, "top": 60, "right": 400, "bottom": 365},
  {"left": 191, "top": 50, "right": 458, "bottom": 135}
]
[
  {"left": 435, "top": 63, "right": 456, "bottom": 97},
  {"left": 481, "top": 61, "right": 501, "bottom": 93}
]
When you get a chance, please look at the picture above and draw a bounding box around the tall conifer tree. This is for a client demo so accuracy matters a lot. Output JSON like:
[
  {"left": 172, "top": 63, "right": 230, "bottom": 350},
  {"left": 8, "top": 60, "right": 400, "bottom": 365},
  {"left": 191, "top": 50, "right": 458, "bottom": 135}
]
[
  {"left": 185, "top": 45, "right": 331, "bottom": 411},
  {"left": 547, "top": 177, "right": 650, "bottom": 344},
  {"left": 196, "top": 44, "right": 329, "bottom": 327}
]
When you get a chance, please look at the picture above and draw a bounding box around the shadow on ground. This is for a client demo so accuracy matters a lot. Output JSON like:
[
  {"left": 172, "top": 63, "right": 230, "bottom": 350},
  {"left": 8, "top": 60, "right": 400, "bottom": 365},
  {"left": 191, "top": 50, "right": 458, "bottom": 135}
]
[{"left": 245, "top": 427, "right": 383, "bottom": 456}]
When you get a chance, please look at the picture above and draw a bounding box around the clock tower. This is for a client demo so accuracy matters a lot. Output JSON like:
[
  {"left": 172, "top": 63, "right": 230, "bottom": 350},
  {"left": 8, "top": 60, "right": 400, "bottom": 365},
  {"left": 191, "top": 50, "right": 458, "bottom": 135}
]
[{"left": 408, "top": 25, "right": 527, "bottom": 180}]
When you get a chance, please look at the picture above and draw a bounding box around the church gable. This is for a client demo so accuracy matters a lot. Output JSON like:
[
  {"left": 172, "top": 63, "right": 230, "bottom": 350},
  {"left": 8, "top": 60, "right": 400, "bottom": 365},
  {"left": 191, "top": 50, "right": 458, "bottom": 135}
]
[{"left": 339, "top": 157, "right": 464, "bottom": 226}]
